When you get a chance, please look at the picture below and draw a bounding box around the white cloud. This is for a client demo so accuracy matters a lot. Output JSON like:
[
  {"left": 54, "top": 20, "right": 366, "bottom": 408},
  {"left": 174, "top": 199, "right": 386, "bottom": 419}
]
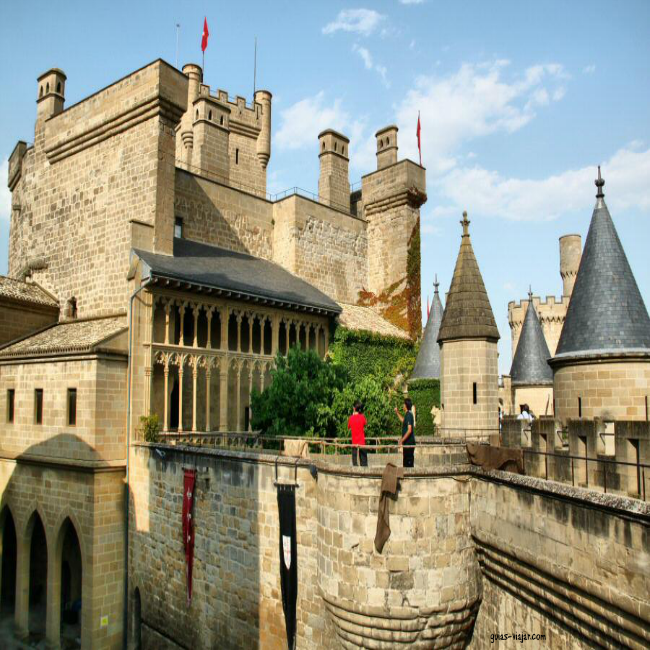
[
  {"left": 352, "top": 44, "right": 391, "bottom": 88},
  {"left": 432, "top": 145, "right": 650, "bottom": 222},
  {"left": 583, "top": 64, "right": 596, "bottom": 74},
  {"left": 399, "top": 0, "right": 425, "bottom": 4},
  {"left": 396, "top": 59, "right": 568, "bottom": 174},
  {"left": 0, "top": 159, "right": 11, "bottom": 222},
  {"left": 274, "top": 92, "right": 350, "bottom": 151},
  {"left": 322, "top": 9, "right": 385, "bottom": 36}
]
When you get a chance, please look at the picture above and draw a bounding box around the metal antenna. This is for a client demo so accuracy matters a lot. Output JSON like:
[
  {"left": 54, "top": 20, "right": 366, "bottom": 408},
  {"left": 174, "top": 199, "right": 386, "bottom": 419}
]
[
  {"left": 175, "top": 24, "right": 181, "bottom": 69},
  {"left": 253, "top": 36, "right": 257, "bottom": 97}
]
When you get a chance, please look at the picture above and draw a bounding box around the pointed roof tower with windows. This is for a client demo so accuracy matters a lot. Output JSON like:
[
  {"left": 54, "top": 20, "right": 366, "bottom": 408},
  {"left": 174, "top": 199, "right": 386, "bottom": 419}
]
[{"left": 411, "top": 276, "right": 444, "bottom": 379}]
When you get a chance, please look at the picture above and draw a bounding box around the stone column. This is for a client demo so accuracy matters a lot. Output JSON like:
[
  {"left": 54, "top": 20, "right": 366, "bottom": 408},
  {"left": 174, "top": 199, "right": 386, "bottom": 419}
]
[
  {"left": 14, "top": 536, "right": 29, "bottom": 639},
  {"left": 179, "top": 303, "right": 186, "bottom": 346},
  {"left": 144, "top": 366, "right": 153, "bottom": 417},
  {"left": 192, "top": 305, "right": 200, "bottom": 348},
  {"left": 163, "top": 363, "right": 170, "bottom": 431},
  {"left": 45, "top": 545, "right": 62, "bottom": 648},
  {"left": 178, "top": 364, "right": 184, "bottom": 432},
  {"left": 236, "top": 313, "right": 242, "bottom": 353},
  {"left": 206, "top": 308, "right": 213, "bottom": 349},
  {"left": 236, "top": 363, "right": 242, "bottom": 431},
  {"left": 285, "top": 319, "right": 291, "bottom": 353},
  {"left": 205, "top": 366, "right": 212, "bottom": 432},
  {"left": 324, "top": 325, "right": 329, "bottom": 352},
  {"left": 220, "top": 306, "right": 229, "bottom": 351},
  {"left": 219, "top": 361, "right": 228, "bottom": 432},
  {"left": 192, "top": 360, "right": 198, "bottom": 432},
  {"left": 164, "top": 302, "right": 171, "bottom": 345},
  {"left": 248, "top": 369, "right": 254, "bottom": 431},
  {"left": 272, "top": 315, "right": 280, "bottom": 355}
]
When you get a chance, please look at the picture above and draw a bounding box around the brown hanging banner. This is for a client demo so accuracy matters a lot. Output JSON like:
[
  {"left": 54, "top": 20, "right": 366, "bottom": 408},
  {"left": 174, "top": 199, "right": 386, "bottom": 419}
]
[{"left": 183, "top": 468, "right": 197, "bottom": 605}]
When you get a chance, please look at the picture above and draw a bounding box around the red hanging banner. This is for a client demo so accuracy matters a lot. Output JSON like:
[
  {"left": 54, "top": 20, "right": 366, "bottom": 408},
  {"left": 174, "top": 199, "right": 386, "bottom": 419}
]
[{"left": 182, "top": 469, "right": 197, "bottom": 605}]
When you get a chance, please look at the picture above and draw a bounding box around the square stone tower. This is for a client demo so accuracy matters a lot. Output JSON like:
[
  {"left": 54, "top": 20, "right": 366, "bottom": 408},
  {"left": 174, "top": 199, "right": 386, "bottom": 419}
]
[{"left": 318, "top": 129, "right": 350, "bottom": 212}]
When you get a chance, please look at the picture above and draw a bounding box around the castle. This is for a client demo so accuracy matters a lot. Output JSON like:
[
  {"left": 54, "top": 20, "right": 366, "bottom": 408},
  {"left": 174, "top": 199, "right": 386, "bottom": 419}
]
[{"left": 0, "top": 59, "right": 648, "bottom": 650}]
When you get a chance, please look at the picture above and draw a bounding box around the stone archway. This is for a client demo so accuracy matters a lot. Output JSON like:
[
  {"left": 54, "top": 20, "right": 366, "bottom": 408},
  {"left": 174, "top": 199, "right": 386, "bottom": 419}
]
[
  {"left": 0, "top": 507, "right": 17, "bottom": 626},
  {"left": 27, "top": 512, "right": 48, "bottom": 638},
  {"left": 59, "top": 518, "right": 83, "bottom": 648}
]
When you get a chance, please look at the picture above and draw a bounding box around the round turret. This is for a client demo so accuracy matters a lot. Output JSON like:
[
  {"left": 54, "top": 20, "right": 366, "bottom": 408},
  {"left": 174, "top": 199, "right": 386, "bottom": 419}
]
[
  {"left": 182, "top": 63, "right": 203, "bottom": 104},
  {"left": 559, "top": 234, "right": 581, "bottom": 297},
  {"left": 255, "top": 90, "right": 272, "bottom": 169}
]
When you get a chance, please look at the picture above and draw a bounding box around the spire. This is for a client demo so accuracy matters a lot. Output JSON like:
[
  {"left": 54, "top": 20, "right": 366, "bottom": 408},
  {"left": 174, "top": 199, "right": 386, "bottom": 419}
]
[
  {"left": 411, "top": 276, "right": 444, "bottom": 379},
  {"left": 438, "top": 212, "right": 499, "bottom": 342},
  {"left": 434, "top": 274, "right": 439, "bottom": 294},
  {"left": 554, "top": 171, "right": 650, "bottom": 359},
  {"left": 510, "top": 294, "right": 553, "bottom": 385},
  {"left": 595, "top": 165, "right": 605, "bottom": 199}
]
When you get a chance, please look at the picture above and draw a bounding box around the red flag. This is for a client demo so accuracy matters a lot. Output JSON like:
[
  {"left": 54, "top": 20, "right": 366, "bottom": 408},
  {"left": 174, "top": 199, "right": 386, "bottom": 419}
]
[
  {"left": 183, "top": 469, "right": 197, "bottom": 605},
  {"left": 416, "top": 111, "right": 422, "bottom": 166},
  {"left": 201, "top": 17, "right": 209, "bottom": 53},
  {"left": 427, "top": 295, "right": 430, "bottom": 319}
]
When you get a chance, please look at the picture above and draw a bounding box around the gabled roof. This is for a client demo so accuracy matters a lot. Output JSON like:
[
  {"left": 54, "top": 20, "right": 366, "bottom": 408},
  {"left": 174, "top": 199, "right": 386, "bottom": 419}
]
[
  {"left": 0, "top": 276, "right": 58, "bottom": 308},
  {"left": 510, "top": 295, "right": 553, "bottom": 385},
  {"left": 438, "top": 213, "right": 499, "bottom": 342},
  {"left": 337, "top": 303, "right": 410, "bottom": 340},
  {"left": 554, "top": 170, "right": 650, "bottom": 360},
  {"left": 134, "top": 238, "right": 341, "bottom": 316},
  {"left": 411, "top": 277, "right": 443, "bottom": 379},
  {"left": 0, "top": 316, "right": 127, "bottom": 359}
]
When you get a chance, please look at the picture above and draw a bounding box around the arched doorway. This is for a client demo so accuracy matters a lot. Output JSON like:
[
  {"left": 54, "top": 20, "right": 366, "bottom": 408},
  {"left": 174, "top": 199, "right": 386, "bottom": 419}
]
[
  {"left": 1, "top": 507, "right": 17, "bottom": 626},
  {"left": 28, "top": 513, "right": 47, "bottom": 637},
  {"left": 59, "top": 519, "right": 82, "bottom": 649}
]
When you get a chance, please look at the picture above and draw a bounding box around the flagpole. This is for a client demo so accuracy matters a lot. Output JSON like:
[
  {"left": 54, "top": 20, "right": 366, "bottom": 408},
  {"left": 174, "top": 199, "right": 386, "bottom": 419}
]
[
  {"left": 418, "top": 110, "right": 422, "bottom": 166},
  {"left": 175, "top": 23, "right": 180, "bottom": 69},
  {"left": 253, "top": 36, "right": 257, "bottom": 97}
]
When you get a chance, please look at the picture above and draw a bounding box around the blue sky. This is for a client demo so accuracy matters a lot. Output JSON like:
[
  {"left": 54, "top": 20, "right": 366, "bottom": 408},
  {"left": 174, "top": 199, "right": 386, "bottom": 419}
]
[{"left": 1, "top": 1, "right": 649, "bottom": 373}]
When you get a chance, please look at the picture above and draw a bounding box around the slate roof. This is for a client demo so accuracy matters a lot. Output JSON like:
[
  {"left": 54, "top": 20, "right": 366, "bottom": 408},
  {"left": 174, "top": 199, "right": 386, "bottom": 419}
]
[
  {"left": 438, "top": 213, "right": 499, "bottom": 342},
  {"left": 510, "top": 298, "right": 553, "bottom": 385},
  {"left": 134, "top": 238, "right": 341, "bottom": 316},
  {"left": 337, "top": 303, "right": 410, "bottom": 339},
  {"left": 0, "top": 276, "right": 58, "bottom": 308},
  {"left": 553, "top": 171, "right": 650, "bottom": 360},
  {"left": 411, "top": 278, "right": 443, "bottom": 379},
  {"left": 0, "top": 316, "right": 127, "bottom": 358}
]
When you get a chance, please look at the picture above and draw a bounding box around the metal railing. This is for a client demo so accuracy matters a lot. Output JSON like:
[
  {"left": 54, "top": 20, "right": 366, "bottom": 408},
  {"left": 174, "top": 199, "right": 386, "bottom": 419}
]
[{"left": 521, "top": 448, "right": 648, "bottom": 501}]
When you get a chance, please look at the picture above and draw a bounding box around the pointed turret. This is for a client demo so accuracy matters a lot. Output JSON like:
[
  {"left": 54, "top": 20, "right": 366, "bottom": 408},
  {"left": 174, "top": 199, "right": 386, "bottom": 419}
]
[
  {"left": 554, "top": 167, "right": 650, "bottom": 358},
  {"left": 411, "top": 276, "right": 444, "bottom": 379},
  {"left": 438, "top": 212, "right": 500, "bottom": 432},
  {"left": 511, "top": 289, "right": 553, "bottom": 385},
  {"left": 551, "top": 169, "right": 650, "bottom": 422},
  {"left": 438, "top": 212, "right": 499, "bottom": 343}
]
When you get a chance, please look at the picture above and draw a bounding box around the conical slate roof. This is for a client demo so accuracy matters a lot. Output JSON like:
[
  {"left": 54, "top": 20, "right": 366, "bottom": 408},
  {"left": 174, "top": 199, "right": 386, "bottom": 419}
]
[
  {"left": 554, "top": 169, "right": 650, "bottom": 359},
  {"left": 438, "top": 212, "right": 499, "bottom": 342},
  {"left": 411, "top": 277, "right": 444, "bottom": 379},
  {"left": 510, "top": 294, "right": 553, "bottom": 385}
]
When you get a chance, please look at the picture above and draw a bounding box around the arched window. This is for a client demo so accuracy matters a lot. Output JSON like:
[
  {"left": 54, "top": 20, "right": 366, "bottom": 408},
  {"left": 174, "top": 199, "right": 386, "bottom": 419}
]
[
  {"left": 322, "top": 142, "right": 325, "bottom": 151},
  {"left": 39, "top": 86, "right": 43, "bottom": 98},
  {"left": 342, "top": 147, "right": 345, "bottom": 155},
  {"left": 46, "top": 82, "right": 50, "bottom": 93},
  {"left": 334, "top": 142, "right": 337, "bottom": 152},
  {"left": 57, "top": 82, "right": 61, "bottom": 93},
  {"left": 380, "top": 139, "right": 383, "bottom": 148},
  {"left": 195, "top": 110, "right": 199, "bottom": 120},
  {"left": 387, "top": 137, "right": 390, "bottom": 145},
  {"left": 220, "top": 115, "right": 224, "bottom": 125},
  {"left": 66, "top": 297, "right": 77, "bottom": 319},
  {"left": 208, "top": 110, "right": 212, "bottom": 121}
]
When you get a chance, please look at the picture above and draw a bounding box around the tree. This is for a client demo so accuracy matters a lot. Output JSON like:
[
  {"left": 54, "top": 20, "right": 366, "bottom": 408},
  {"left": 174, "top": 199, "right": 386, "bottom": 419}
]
[{"left": 251, "top": 347, "right": 348, "bottom": 437}]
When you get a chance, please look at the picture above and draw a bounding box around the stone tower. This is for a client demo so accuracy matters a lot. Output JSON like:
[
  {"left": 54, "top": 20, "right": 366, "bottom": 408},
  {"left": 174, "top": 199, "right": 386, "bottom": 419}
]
[
  {"left": 410, "top": 276, "right": 443, "bottom": 380},
  {"left": 375, "top": 125, "right": 398, "bottom": 170},
  {"left": 438, "top": 213, "right": 500, "bottom": 432},
  {"left": 560, "top": 234, "right": 581, "bottom": 297},
  {"left": 318, "top": 129, "right": 350, "bottom": 211},
  {"left": 550, "top": 168, "right": 650, "bottom": 421},
  {"left": 509, "top": 289, "right": 553, "bottom": 416}
]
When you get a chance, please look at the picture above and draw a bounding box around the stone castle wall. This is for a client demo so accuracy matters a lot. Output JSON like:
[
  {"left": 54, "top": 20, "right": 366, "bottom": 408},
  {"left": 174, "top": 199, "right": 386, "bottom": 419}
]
[
  {"left": 0, "top": 301, "right": 58, "bottom": 347},
  {"left": 127, "top": 444, "right": 649, "bottom": 649},
  {"left": 0, "top": 355, "right": 127, "bottom": 462},
  {"left": 511, "top": 385, "right": 554, "bottom": 417},
  {"left": 8, "top": 61, "right": 187, "bottom": 320}
]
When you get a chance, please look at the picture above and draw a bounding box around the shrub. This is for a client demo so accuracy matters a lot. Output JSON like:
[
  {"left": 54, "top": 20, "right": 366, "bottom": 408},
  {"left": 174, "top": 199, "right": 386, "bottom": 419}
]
[{"left": 140, "top": 414, "right": 161, "bottom": 443}]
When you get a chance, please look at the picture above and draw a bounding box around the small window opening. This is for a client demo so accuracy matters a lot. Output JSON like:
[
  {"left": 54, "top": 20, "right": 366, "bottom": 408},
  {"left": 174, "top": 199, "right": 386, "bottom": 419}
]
[
  {"left": 387, "top": 137, "right": 390, "bottom": 145},
  {"left": 195, "top": 109, "right": 199, "bottom": 120},
  {"left": 322, "top": 142, "right": 325, "bottom": 151},
  {"left": 66, "top": 297, "right": 77, "bottom": 319},
  {"left": 39, "top": 86, "right": 43, "bottom": 98},
  {"left": 473, "top": 382, "right": 478, "bottom": 405},
  {"left": 578, "top": 397, "right": 582, "bottom": 418},
  {"left": 174, "top": 217, "right": 183, "bottom": 239},
  {"left": 334, "top": 142, "right": 337, "bottom": 152},
  {"left": 208, "top": 110, "right": 212, "bottom": 121},
  {"left": 67, "top": 389, "right": 77, "bottom": 427},
  {"left": 220, "top": 115, "right": 224, "bottom": 125},
  {"left": 7, "top": 390, "right": 15, "bottom": 423},
  {"left": 34, "top": 389, "right": 43, "bottom": 425},
  {"left": 380, "top": 139, "right": 383, "bottom": 148},
  {"left": 46, "top": 82, "right": 50, "bottom": 93},
  {"left": 342, "top": 146, "right": 345, "bottom": 155},
  {"left": 235, "top": 149, "right": 239, "bottom": 165},
  {"left": 57, "top": 82, "right": 61, "bottom": 93},
  {"left": 645, "top": 395, "right": 648, "bottom": 421}
]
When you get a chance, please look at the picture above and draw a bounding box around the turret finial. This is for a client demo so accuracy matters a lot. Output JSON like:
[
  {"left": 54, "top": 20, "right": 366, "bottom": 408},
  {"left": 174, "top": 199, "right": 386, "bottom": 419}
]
[
  {"left": 595, "top": 165, "right": 605, "bottom": 199},
  {"left": 528, "top": 285, "right": 533, "bottom": 302},
  {"left": 434, "top": 274, "right": 439, "bottom": 293},
  {"left": 460, "top": 211, "right": 470, "bottom": 237}
]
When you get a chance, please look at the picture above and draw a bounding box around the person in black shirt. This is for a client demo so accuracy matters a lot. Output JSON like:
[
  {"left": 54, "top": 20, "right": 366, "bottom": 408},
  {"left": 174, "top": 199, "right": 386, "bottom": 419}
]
[{"left": 394, "top": 398, "right": 416, "bottom": 468}]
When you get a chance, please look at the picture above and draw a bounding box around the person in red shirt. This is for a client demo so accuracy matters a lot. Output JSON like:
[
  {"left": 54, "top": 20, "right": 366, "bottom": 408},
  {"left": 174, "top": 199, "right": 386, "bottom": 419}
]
[{"left": 348, "top": 401, "right": 368, "bottom": 467}]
